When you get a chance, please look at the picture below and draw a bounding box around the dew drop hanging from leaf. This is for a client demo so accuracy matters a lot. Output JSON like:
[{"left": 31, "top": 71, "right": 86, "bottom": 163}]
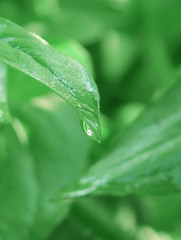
[{"left": 81, "top": 120, "right": 101, "bottom": 142}]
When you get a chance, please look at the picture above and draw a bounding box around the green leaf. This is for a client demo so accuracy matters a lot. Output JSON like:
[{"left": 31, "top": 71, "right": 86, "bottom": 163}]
[
  {"left": 15, "top": 96, "right": 90, "bottom": 240},
  {"left": 0, "top": 125, "right": 37, "bottom": 240},
  {"left": 120, "top": 37, "right": 174, "bottom": 103},
  {"left": 0, "top": 63, "right": 10, "bottom": 123},
  {"left": 0, "top": 17, "right": 101, "bottom": 141},
  {"left": 7, "top": 39, "right": 93, "bottom": 105},
  {"left": 55, "top": 79, "right": 181, "bottom": 199},
  {"left": 99, "top": 31, "right": 136, "bottom": 84},
  {"left": 38, "top": 0, "right": 125, "bottom": 45}
]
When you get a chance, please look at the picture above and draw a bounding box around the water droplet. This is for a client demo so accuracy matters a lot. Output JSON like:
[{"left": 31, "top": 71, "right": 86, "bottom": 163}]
[
  {"left": 81, "top": 120, "right": 101, "bottom": 142},
  {"left": 83, "top": 121, "right": 93, "bottom": 137},
  {"left": 86, "top": 129, "right": 93, "bottom": 136}
]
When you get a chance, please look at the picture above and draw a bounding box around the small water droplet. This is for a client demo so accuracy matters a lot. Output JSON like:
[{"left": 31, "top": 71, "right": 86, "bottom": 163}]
[
  {"left": 83, "top": 121, "right": 93, "bottom": 137},
  {"left": 81, "top": 120, "right": 101, "bottom": 142},
  {"left": 86, "top": 128, "right": 93, "bottom": 136}
]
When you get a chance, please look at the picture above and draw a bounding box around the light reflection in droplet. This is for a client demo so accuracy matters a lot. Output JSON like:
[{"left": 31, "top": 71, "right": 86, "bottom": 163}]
[{"left": 86, "top": 129, "right": 93, "bottom": 136}]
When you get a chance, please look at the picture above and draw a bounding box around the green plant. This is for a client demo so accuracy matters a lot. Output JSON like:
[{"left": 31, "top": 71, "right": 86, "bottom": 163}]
[{"left": 1, "top": 1, "right": 181, "bottom": 240}]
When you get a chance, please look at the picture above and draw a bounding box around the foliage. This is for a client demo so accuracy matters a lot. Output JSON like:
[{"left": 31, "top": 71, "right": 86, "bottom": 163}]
[{"left": 1, "top": 0, "right": 181, "bottom": 239}]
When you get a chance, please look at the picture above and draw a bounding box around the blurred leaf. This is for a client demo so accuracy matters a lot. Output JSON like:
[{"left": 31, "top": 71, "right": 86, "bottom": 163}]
[
  {"left": 70, "top": 198, "right": 133, "bottom": 240},
  {"left": 0, "top": 63, "right": 10, "bottom": 123},
  {"left": 0, "top": 125, "right": 37, "bottom": 240},
  {"left": 0, "top": 18, "right": 101, "bottom": 141},
  {"left": 140, "top": 194, "right": 181, "bottom": 232},
  {"left": 41, "top": 0, "right": 129, "bottom": 45},
  {"left": 16, "top": 96, "right": 90, "bottom": 239},
  {"left": 55, "top": 79, "right": 181, "bottom": 198},
  {"left": 108, "top": 102, "right": 145, "bottom": 150},
  {"left": 115, "top": 102, "right": 145, "bottom": 129},
  {"left": 50, "top": 218, "right": 94, "bottom": 240},
  {"left": 99, "top": 31, "right": 137, "bottom": 84},
  {"left": 139, "top": 0, "right": 181, "bottom": 38},
  {"left": 120, "top": 37, "right": 174, "bottom": 103},
  {"left": 0, "top": 0, "right": 35, "bottom": 24},
  {"left": 53, "top": 39, "right": 93, "bottom": 74},
  {"left": 50, "top": 197, "right": 134, "bottom": 240}
]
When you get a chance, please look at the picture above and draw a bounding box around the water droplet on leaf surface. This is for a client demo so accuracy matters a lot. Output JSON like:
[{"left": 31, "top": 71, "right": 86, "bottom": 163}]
[
  {"left": 82, "top": 120, "right": 101, "bottom": 142},
  {"left": 86, "top": 129, "right": 93, "bottom": 136}
]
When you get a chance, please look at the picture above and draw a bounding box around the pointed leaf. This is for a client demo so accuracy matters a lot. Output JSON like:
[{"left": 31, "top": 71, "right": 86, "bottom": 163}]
[
  {"left": 15, "top": 96, "right": 90, "bottom": 239},
  {"left": 0, "top": 18, "right": 100, "bottom": 141},
  {"left": 0, "top": 125, "right": 37, "bottom": 240}
]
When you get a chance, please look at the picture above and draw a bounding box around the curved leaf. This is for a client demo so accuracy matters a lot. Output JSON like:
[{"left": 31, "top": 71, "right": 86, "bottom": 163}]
[
  {"left": 7, "top": 39, "right": 93, "bottom": 104},
  {"left": 15, "top": 96, "right": 90, "bottom": 239},
  {"left": 0, "top": 17, "right": 101, "bottom": 141},
  {"left": 0, "top": 125, "right": 37, "bottom": 240}
]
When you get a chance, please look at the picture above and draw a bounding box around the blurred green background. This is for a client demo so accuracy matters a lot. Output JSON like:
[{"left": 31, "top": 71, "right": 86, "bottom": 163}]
[{"left": 1, "top": 0, "right": 181, "bottom": 239}]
